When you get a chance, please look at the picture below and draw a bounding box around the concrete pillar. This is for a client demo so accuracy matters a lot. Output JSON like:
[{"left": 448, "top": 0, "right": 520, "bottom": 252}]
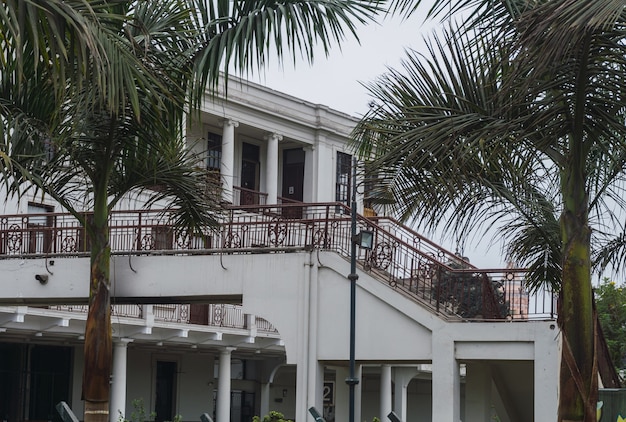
[
  {"left": 334, "top": 365, "right": 362, "bottom": 422},
  {"left": 432, "top": 334, "right": 460, "bottom": 421},
  {"left": 259, "top": 360, "right": 285, "bottom": 419},
  {"left": 315, "top": 139, "right": 334, "bottom": 203},
  {"left": 355, "top": 364, "right": 362, "bottom": 422},
  {"left": 334, "top": 366, "right": 350, "bottom": 422},
  {"left": 264, "top": 133, "right": 281, "bottom": 205},
  {"left": 142, "top": 305, "right": 154, "bottom": 334},
  {"left": 307, "top": 255, "right": 324, "bottom": 413},
  {"left": 245, "top": 313, "right": 257, "bottom": 338},
  {"left": 110, "top": 339, "right": 132, "bottom": 422},
  {"left": 393, "top": 367, "right": 419, "bottom": 420},
  {"left": 260, "top": 382, "right": 271, "bottom": 418},
  {"left": 220, "top": 119, "right": 238, "bottom": 204},
  {"left": 380, "top": 365, "right": 392, "bottom": 420},
  {"left": 303, "top": 145, "right": 316, "bottom": 203},
  {"left": 217, "top": 347, "right": 235, "bottom": 422},
  {"left": 535, "top": 323, "right": 559, "bottom": 421},
  {"left": 295, "top": 251, "right": 313, "bottom": 422}
]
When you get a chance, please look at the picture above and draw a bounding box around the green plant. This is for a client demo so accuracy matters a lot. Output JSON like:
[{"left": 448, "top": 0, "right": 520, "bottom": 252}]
[
  {"left": 118, "top": 399, "right": 155, "bottom": 422},
  {"left": 595, "top": 278, "right": 626, "bottom": 372},
  {"left": 252, "top": 410, "right": 294, "bottom": 422},
  {"left": 118, "top": 399, "right": 181, "bottom": 422}
]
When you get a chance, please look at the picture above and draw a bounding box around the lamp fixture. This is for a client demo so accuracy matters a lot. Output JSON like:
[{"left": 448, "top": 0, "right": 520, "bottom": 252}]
[
  {"left": 388, "top": 411, "right": 402, "bottom": 422},
  {"left": 352, "top": 230, "right": 374, "bottom": 249},
  {"left": 308, "top": 407, "right": 325, "bottom": 422}
]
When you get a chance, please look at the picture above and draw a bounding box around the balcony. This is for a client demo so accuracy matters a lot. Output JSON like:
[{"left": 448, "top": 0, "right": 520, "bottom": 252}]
[
  {"left": 48, "top": 303, "right": 277, "bottom": 331},
  {"left": 0, "top": 202, "right": 556, "bottom": 321}
]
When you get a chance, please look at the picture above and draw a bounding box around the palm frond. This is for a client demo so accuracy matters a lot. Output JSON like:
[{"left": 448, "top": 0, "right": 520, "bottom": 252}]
[{"left": 189, "top": 0, "right": 381, "bottom": 104}]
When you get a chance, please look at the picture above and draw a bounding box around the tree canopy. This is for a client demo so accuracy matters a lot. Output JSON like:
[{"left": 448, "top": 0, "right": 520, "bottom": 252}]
[
  {"left": 596, "top": 278, "right": 626, "bottom": 376},
  {"left": 1, "top": 1, "right": 382, "bottom": 420},
  {"left": 353, "top": 0, "right": 626, "bottom": 420}
]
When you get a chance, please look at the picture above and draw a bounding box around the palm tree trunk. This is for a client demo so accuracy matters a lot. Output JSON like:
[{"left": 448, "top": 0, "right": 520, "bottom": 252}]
[
  {"left": 82, "top": 189, "right": 112, "bottom": 422},
  {"left": 559, "top": 153, "right": 597, "bottom": 421}
]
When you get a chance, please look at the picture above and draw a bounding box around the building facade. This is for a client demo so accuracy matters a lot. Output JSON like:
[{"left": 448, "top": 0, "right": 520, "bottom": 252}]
[{"left": 0, "top": 77, "right": 559, "bottom": 422}]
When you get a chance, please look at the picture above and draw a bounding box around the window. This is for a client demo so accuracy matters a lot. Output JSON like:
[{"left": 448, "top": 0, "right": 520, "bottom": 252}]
[
  {"left": 335, "top": 152, "right": 352, "bottom": 210},
  {"left": 213, "top": 358, "right": 245, "bottom": 380},
  {"left": 207, "top": 132, "right": 222, "bottom": 171},
  {"left": 363, "top": 164, "right": 379, "bottom": 217}
]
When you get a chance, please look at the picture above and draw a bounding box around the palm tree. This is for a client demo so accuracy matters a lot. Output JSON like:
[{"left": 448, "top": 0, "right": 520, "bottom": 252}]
[
  {"left": 1, "top": 0, "right": 380, "bottom": 420},
  {"left": 352, "top": 1, "right": 626, "bottom": 420},
  {"left": 3, "top": 2, "right": 221, "bottom": 419}
]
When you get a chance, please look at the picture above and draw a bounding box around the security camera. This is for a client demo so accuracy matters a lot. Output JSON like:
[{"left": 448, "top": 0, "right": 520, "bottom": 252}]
[{"left": 35, "top": 274, "right": 48, "bottom": 285}]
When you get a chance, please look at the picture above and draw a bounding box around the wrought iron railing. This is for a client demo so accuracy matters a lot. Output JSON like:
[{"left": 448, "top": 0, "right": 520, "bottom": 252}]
[{"left": 0, "top": 203, "right": 556, "bottom": 320}]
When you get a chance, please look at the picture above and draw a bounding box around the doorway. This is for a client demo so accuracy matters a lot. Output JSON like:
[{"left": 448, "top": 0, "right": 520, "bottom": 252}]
[
  {"left": 0, "top": 343, "right": 72, "bottom": 422},
  {"left": 281, "top": 148, "right": 305, "bottom": 218},
  {"left": 240, "top": 143, "right": 260, "bottom": 205},
  {"left": 155, "top": 361, "right": 178, "bottom": 422}
]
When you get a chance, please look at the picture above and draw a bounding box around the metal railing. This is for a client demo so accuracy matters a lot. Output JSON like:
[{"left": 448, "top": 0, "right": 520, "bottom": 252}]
[
  {"left": 49, "top": 303, "right": 278, "bottom": 331},
  {"left": 0, "top": 203, "right": 556, "bottom": 320}
]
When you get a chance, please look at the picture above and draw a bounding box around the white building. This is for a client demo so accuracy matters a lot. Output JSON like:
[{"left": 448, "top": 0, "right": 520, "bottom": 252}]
[{"left": 0, "top": 77, "right": 559, "bottom": 422}]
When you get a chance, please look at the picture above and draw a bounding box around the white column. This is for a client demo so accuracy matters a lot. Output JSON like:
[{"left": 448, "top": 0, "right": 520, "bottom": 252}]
[
  {"left": 303, "top": 145, "right": 316, "bottom": 203},
  {"left": 315, "top": 140, "right": 334, "bottom": 203},
  {"left": 380, "top": 365, "right": 392, "bottom": 420},
  {"left": 334, "top": 367, "right": 350, "bottom": 422},
  {"left": 355, "top": 364, "right": 362, "bottom": 422},
  {"left": 217, "top": 347, "right": 235, "bottom": 422},
  {"left": 307, "top": 257, "right": 324, "bottom": 413},
  {"left": 295, "top": 249, "right": 312, "bottom": 422},
  {"left": 220, "top": 119, "right": 239, "bottom": 204},
  {"left": 432, "top": 334, "right": 460, "bottom": 421},
  {"left": 260, "top": 382, "right": 271, "bottom": 418},
  {"left": 334, "top": 365, "right": 362, "bottom": 422},
  {"left": 110, "top": 339, "right": 132, "bottom": 422},
  {"left": 264, "top": 133, "right": 281, "bottom": 205},
  {"left": 393, "top": 367, "right": 419, "bottom": 420},
  {"left": 535, "top": 323, "right": 559, "bottom": 421}
]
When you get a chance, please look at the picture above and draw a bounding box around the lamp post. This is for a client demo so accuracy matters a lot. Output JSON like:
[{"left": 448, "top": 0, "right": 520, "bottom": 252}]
[{"left": 346, "top": 157, "right": 373, "bottom": 422}]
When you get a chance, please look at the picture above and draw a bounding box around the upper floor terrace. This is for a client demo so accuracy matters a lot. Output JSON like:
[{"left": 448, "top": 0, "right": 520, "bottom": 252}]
[{"left": 0, "top": 202, "right": 556, "bottom": 321}]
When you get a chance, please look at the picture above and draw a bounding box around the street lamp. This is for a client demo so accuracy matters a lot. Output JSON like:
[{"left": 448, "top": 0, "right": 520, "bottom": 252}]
[
  {"left": 308, "top": 407, "right": 326, "bottom": 422},
  {"left": 347, "top": 157, "right": 373, "bottom": 422},
  {"left": 387, "top": 411, "right": 402, "bottom": 422}
]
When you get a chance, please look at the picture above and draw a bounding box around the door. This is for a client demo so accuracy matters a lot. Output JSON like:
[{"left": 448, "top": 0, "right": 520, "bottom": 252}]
[
  {"left": 155, "top": 361, "right": 178, "bottom": 422},
  {"left": 240, "top": 143, "right": 260, "bottom": 205},
  {"left": 0, "top": 343, "right": 72, "bottom": 422},
  {"left": 189, "top": 304, "right": 209, "bottom": 325},
  {"left": 0, "top": 343, "right": 26, "bottom": 422},
  {"left": 28, "top": 346, "right": 72, "bottom": 422},
  {"left": 281, "top": 148, "right": 305, "bottom": 218}
]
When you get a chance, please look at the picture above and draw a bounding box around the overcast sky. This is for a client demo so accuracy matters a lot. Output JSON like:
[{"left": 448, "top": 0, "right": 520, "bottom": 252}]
[{"left": 249, "top": 10, "right": 438, "bottom": 117}]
